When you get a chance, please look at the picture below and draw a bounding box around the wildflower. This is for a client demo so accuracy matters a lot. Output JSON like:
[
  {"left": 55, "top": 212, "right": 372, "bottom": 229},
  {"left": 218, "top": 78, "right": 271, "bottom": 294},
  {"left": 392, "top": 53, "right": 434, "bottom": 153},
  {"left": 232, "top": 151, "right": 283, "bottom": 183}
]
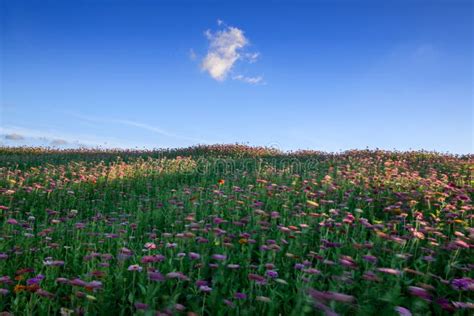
[
  {"left": 362, "top": 255, "right": 377, "bottom": 264},
  {"left": 234, "top": 292, "right": 247, "bottom": 300},
  {"left": 394, "top": 306, "right": 412, "bottom": 316},
  {"left": 166, "top": 272, "right": 189, "bottom": 281},
  {"left": 188, "top": 252, "right": 201, "bottom": 260},
  {"left": 199, "top": 285, "right": 212, "bottom": 293},
  {"left": 86, "top": 294, "right": 96, "bottom": 301},
  {"left": 27, "top": 274, "right": 45, "bottom": 285},
  {"left": 308, "top": 289, "right": 355, "bottom": 303},
  {"left": 212, "top": 254, "right": 226, "bottom": 261},
  {"left": 408, "top": 286, "right": 432, "bottom": 301},
  {"left": 127, "top": 264, "right": 142, "bottom": 272},
  {"left": 218, "top": 179, "right": 225, "bottom": 185},
  {"left": 266, "top": 270, "right": 278, "bottom": 279},
  {"left": 144, "top": 242, "right": 157, "bottom": 250},
  {"left": 248, "top": 274, "right": 267, "bottom": 285},
  {"left": 377, "top": 268, "right": 401, "bottom": 275},
  {"left": 6, "top": 218, "right": 18, "bottom": 225},
  {"left": 134, "top": 302, "right": 149, "bottom": 310},
  {"left": 60, "top": 307, "right": 74, "bottom": 316},
  {"left": 70, "top": 278, "right": 87, "bottom": 287},
  {"left": 227, "top": 264, "right": 240, "bottom": 269},
  {"left": 14, "top": 284, "right": 27, "bottom": 293},
  {"left": 55, "top": 277, "right": 69, "bottom": 284},
  {"left": 141, "top": 254, "right": 165, "bottom": 264},
  {"left": 294, "top": 263, "right": 305, "bottom": 270},
  {"left": 451, "top": 278, "right": 474, "bottom": 291},
  {"left": 85, "top": 280, "right": 102, "bottom": 291},
  {"left": 0, "top": 288, "right": 9, "bottom": 295},
  {"left": 195, "top": 280, "right": 208, "bottom": 287},
  {"left": 36, "top": 288, "right": 54, "bottom": 298},
  {"left": 43, "top": 259, "right": 65, "bottom": 266},
  {"left": 223, "top": 299, "right": 235, "bottom": 307},
  {"left": 303, "top": 268, "right": 321, "bottom": 275},
  {"left": 148, "top": 271, "right": 165, "bottom": 282},
  {"left": 256, "top": 296, "right": 271, "bottom": 303},
  {"left": 174, "top": 304, "right": 185, "bottom": 311}
]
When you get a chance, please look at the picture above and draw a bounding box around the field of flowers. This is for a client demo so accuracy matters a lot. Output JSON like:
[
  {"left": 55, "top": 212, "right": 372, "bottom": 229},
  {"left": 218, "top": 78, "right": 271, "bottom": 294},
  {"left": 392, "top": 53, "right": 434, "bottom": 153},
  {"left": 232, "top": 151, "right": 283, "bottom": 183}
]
[{"left": 0, "top": 145, "right": 472, "bottom": 315}]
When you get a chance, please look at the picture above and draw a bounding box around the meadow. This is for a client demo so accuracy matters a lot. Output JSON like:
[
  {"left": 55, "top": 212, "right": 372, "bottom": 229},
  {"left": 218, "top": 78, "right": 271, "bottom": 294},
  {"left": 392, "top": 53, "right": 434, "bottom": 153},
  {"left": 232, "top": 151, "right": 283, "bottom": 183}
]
[{"left": 0, "top": 145, "right": 472, "bottom": 315}]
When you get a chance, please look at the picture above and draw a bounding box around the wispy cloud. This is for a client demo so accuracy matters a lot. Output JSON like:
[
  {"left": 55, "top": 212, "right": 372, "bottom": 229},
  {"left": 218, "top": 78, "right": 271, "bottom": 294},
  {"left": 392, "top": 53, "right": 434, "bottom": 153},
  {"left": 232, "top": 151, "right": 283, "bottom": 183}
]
[
  {"left": 72, "top": 114, "right": 210, "bottom": 144},
  {"left": 189, "top": 48, "right": 197, "bottom": 61},
  {"left": 0, "top": 125, "right": 132, "bottom": 148},
  {"left": 4, "top": 133, "right": 25, "bottom": 140},
  {"left": 50, "top": 139, "right": 68, "bottom": 146},
  {"left": 233, "top": 75, "right": 264, "bottom": 85},
  {"left": 199, "top": 20, "right": 263, "bottom": 83}
]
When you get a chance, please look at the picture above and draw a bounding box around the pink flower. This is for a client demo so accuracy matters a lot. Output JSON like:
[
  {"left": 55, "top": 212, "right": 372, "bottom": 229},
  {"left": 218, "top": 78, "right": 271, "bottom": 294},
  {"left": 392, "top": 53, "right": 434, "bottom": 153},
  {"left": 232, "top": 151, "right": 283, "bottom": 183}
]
[
  {"left": 395, "top": 306, "right": 412, "bottom": 316},
  {"left": 6, "top": 218, "right": 18, "bottom": 225},
  {"left": 144, "top": 242, "right": 157, "bottom": 250},
  {"left": 127, "top": 264, "right": 143, "bottom": 272}
]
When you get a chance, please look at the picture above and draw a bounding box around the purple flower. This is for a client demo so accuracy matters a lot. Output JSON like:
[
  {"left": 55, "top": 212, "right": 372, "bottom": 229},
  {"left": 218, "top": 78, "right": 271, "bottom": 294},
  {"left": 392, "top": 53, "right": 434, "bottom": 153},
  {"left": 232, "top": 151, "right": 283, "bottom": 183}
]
[
  {"left": 188, "top": 252, "right": 201, "bottom": 260},
  {"left": 362, "top": 255, "right": 377, "bottom": 264},
  {"left": 195, "top": 280, "right": 208, "bottom": 287},
  {"left": 199, "top": 285, "right": 212, "bottom": 293},
  {"left": 166, "top": 272, "right": 189, "bottom": 281},
  {"left": 234, "top": 292, "right": 247, "bottom": 300},
  {"left": 27, "top": 274, "right": 45, "bottom": 285},
  {"left": 212, "top": 254, "right": 227, "bottom": 261},
  {"left": 36, "top": 289, "right": 53, "bottom": 298},
  {"left": 294, "top": 263, "right": 305, "bottom": 270},
  {"left": 127, "top": 264, "right": 142, "bottom": 272},
  {"left": 70, "top": 278, "right": 87, "bottom": 287},
  {"left": 87, "top": 280, "right": 102, "bottom": 290},
  {"left": 0, "top": 276, "right": 12, "bottom": 284},
  {"left": 0, "top": 253, "right": 8, "bottom": 260},
  {"left": 141, "top": 254, "right": 165, "bottom": 264},
  {"left": 394, "top": 306, "right": 412, "bottom": 316},
  {"left": 148, "top": 271, "right": 165, "bottom": 282},
  {"left": 266, "top": 270, "right": 278, "bottom": 279},
  {"left": 451, "top": 278, "right": 474, "bottom": 291},
  {"left": 248, "top": 274, "right": 267, "bottom": 285},
  {"left": 408, "top": 286, "right": 431, "bottom": 301},
  {"left": 6, "top": 218, "right": 18, "bottom": 225},
  {"left": 134, "top": 302, "right": 149, "bottom": 310}
]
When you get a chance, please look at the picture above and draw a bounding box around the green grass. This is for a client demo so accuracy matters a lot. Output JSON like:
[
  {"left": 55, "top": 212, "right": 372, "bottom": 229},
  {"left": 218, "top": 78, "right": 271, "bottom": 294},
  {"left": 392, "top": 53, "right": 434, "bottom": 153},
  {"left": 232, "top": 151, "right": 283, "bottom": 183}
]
[{"left": 0, "top": 145, "right": 472, "bottom": 315}]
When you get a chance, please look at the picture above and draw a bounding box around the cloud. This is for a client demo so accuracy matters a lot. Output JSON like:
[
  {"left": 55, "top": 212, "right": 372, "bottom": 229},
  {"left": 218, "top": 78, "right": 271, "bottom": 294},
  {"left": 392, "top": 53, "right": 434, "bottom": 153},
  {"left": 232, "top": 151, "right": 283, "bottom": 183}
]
[
  {"left": 4, "top": 133, "right": 24, "bottom": 140},
  {"left": 245, "top": 52, "right": 260, "bottom": 63},
  {"left": 189, "top": 48, "right": 197, "bottom": 61},
  {"left": 50, "top": 139, "right": 68, "bottom": 146},
  {"left": 0, "top": 125, "right": 133, "bottom": 148},
  {"left": 233, "top": 75, "right": 264, "bottom": 85},
  {"left": 72, "top": 113, "right": 211, "bottom": 144},
  {"left": 200, "top": 21, "right": 262, "bottom": 83}
]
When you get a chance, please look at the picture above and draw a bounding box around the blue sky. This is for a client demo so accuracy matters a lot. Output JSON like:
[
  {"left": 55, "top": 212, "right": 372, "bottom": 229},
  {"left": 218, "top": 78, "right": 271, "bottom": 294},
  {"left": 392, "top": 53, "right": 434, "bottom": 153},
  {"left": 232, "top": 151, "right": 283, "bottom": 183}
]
[{"left": 1, "top": 0, "right": 472, "bottom": 153}]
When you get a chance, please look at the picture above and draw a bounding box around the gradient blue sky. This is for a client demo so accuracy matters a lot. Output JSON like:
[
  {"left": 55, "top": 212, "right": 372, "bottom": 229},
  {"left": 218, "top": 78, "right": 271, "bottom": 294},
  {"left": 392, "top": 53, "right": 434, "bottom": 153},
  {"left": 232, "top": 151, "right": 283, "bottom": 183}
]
[{"left": 1, "top": 0, "right": 472, "bottom": 153}]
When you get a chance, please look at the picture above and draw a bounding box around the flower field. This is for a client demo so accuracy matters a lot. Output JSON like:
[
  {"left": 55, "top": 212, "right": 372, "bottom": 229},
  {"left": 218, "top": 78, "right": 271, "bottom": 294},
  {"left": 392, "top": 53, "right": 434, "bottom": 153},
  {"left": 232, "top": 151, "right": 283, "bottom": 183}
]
[{"left": 0, "top": 145, "right": 472, "bottom": 315}]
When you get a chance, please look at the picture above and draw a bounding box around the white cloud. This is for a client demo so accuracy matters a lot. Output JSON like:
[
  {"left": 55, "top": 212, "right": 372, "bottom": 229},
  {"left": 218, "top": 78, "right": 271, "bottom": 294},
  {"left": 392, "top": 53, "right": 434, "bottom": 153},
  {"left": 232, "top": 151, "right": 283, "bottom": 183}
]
[
  {"left": 201, "top": 26, "right": 247, "bottom": 81},
  {"left": 233, "top": 75, "right": 264, "bottom": 85},
  {"left": 200, "top": 21, "right": 263, "bottom": 83}
]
